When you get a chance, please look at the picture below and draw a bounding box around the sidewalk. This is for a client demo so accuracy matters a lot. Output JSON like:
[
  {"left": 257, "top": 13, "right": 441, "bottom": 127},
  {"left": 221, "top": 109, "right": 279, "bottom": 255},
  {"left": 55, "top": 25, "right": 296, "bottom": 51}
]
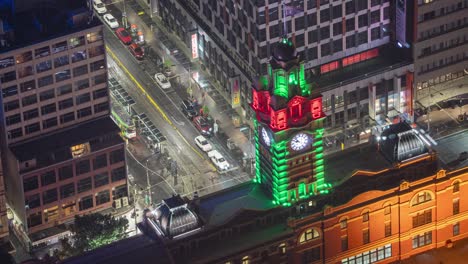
[{"left": 125, "top": 0, "right": 253, "bottom": 157}]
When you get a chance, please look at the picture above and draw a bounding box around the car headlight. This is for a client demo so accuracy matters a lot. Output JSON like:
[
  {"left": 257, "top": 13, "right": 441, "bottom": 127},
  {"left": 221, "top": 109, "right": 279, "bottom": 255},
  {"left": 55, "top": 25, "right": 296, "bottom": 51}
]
[{"left": 209, "top": 128, "right": 213, "bottom": 131}]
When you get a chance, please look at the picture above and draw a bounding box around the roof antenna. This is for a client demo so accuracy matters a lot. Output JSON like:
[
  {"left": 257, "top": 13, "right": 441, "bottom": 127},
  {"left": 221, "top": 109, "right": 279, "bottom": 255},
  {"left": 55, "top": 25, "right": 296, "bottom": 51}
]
[{"left": 282, "top": 0, "right": 287, "bottom": 38}]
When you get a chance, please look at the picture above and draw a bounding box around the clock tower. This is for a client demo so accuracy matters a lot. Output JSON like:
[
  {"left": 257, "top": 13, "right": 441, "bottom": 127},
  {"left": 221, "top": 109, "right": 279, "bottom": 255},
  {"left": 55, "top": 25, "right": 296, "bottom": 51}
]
[{"left": 251, "top": 38, "right": 330, "bottom": 206}]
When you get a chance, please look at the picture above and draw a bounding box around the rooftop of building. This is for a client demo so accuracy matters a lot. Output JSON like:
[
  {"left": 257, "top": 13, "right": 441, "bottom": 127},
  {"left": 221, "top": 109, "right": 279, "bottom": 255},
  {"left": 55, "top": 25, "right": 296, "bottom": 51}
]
[
  {"left": 433, "top": 129, "right": 468, "bottom": 170},
  {"left": 0, "top": 0, "right": 101, "bottom": 53},
  {"left": 310, "top": 44, "right": 413, "bottom": 91},
  {"left": 10, "top": 117, "right": 123, "bottom": 173}
]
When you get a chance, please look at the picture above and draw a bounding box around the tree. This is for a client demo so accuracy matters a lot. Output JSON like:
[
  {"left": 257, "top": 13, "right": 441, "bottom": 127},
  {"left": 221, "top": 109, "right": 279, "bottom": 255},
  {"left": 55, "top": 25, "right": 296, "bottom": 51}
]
[
  {"left": 201, "top": 105, "right": 210, "bottom": 117},
  {"left": 54, "top": 213, "right": 129, "bottom": 259}
]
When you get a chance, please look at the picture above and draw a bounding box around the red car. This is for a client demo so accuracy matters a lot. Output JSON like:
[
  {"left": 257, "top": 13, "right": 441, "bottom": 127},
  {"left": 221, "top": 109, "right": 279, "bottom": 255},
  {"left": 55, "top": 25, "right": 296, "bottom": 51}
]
[
  {"left": 193, "top": 116, "right": 212, "bottom": 137},
  {"left": 129, "top": 43, "right": 144, "bottom": 60},
  {"left": 115, "top": 28, "right": 132, "bottom": 45}
]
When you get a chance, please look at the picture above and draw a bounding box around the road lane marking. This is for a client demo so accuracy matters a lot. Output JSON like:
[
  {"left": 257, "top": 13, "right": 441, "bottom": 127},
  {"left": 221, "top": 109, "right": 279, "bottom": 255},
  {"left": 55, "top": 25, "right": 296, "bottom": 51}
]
[{"left": 106, "top": 46, "right": 216, "bottom": 170}]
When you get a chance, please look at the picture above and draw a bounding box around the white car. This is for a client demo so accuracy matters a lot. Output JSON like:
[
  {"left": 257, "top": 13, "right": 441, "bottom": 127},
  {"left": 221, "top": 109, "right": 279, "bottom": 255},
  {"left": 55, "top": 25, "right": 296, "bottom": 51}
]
[
  {"left": 103, "top": 14, "right": 119, "bottom": 29},
  {"left": 208, "top": 150, "right": 229, "bottom": 171},
  {"left": 195, "top": 136, "right": 212, "bottom": 152},
  {"left": 154, "top": 73, "right": 171, "bottom": 89},
  {"left": 93, "top": 0, "right": 107, "bottom": 14}
]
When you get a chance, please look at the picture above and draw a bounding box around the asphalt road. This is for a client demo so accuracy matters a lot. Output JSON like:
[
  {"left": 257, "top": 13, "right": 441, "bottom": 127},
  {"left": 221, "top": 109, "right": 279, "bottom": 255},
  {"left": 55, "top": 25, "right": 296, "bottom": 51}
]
[{"left": 102, "top": 20, "right": 249, "bottom": 202}]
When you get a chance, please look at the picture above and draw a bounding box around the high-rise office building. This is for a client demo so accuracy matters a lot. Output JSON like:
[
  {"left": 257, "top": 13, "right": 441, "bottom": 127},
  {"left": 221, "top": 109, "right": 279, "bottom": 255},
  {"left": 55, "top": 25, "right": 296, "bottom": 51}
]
[
  {"left": 0, "top": 151, "right": 10, "bottom": 249},
  {"left": 0, "top": 0, "right": 128, "bottom": 251},
  {"left": 413, "top": 0, "right": 468, "bottom": 109},
  {"left": 154, "top": 0, "right": 413, "bottom": 133}
]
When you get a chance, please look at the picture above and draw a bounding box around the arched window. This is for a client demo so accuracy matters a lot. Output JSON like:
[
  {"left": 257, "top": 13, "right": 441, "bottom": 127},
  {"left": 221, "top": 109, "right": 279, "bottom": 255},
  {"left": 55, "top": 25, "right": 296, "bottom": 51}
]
[
  {"left": 384, "top": 204, "right": 391, "bottom": 215},
  {"left": 411, "top": 191, "right": 432, "bottom": 206},
  {"left": 299, "top": 228, "right": 320, "bottom": 243},
  {"left": 241, "top": 256, "right": 250, "bottom": 264},
  {"left": 453, "top": 181, "right": 460, "bottom": 193}
]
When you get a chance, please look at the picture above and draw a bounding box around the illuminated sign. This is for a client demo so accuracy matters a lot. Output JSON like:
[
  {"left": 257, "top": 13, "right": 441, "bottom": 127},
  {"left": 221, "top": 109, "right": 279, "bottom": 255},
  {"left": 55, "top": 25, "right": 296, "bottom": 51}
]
[
  {"left": 231, "top": 76, "right": 241, "bottom": 108},
  {"left": 191, "top": 33, "right": 198, "bottom": 59},
  {"left": 311, "top": 98, "right": 322, "bottom": 119}
]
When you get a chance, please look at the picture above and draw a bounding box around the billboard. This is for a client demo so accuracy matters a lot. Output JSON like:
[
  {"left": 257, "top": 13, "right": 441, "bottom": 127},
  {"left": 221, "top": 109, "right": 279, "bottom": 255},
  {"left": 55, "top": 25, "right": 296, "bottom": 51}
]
[
  {"left": 230, "top": 76, "right": 241, "bottom": 108},
  {"left": 191, "top": 33, "right": 198, "bottom": 59},
  {"left": 395, "top": 0, "right": 407, "bottom": 46}
]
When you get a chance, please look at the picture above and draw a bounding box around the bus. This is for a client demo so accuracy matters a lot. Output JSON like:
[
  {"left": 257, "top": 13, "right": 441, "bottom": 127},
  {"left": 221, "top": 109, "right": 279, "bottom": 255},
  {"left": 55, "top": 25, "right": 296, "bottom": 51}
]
[{"left": 111, "top": 101, "right": 136, "bottom": 139}]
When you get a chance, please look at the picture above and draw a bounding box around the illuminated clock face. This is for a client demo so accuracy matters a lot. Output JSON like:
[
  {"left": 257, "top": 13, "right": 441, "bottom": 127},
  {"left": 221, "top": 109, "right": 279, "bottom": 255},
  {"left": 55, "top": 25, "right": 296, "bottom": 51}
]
[
  {"left": 291, "top": 133, "right": 309, "bottom": 151},
  {"left": 261, "top": 127, "right": 271, "bottom": 146}
]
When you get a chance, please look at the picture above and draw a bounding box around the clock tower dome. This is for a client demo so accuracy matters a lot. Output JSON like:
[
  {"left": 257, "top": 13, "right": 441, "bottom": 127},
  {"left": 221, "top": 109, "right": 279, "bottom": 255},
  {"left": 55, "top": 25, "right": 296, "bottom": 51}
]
[{"left": 251, "top": 38, "right": 330, "bottom": 206}]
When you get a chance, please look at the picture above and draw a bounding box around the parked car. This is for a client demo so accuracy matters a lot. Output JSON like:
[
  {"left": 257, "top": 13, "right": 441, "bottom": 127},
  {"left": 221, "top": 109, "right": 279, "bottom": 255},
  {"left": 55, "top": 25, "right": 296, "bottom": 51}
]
[
  {"left": 195, "top": 136, "right": 212, "bottom": 152},
  {"left": 193, "top": 116, "right": 212, "bottom": 137},
  {"left": 103, "top": 14, "right": 119, "bottom": 29},
  {"left": 154, "top": 73, "right": 171, "bottom": 89},
  {"left": 115, "top": 28, "right": 132, "bottom": 45},
  {"left": 181, "top": 99, "right": 197, "bottom": 120},
  {"left": 128, "top": 43, "right": 144, "bottom": 60},
  {"left": 92, "top": 0, "right": 107, "bottom": 14},
  {"left": 208, "top": 150, "right": 229, "bottom": 171}
]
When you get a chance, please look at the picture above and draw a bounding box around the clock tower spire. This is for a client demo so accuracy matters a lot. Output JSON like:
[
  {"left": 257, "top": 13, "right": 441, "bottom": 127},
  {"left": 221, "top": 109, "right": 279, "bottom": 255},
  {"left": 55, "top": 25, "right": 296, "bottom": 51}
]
[{"left": 251, "top": 38, "right": 330, "bottom": 206}]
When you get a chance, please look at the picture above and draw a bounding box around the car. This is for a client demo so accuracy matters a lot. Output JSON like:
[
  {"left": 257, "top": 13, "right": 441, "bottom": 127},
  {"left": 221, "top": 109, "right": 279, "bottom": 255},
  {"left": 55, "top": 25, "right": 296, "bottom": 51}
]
[
  {"left": 208, "top": 150, "right": 229, "bottom": 171},
  {"left": 154, "top": 73, "right": 171, "bottom": 89},
  {"left": 103, "top": 14, "right": 119, "bottom": 29},
  {"left": 115, "top": 28, "right": 132, "bottom": 45},
  {"left": 193, "top": 116, "right": 212, "bottom": 137},
  {"left": 181, "top": 99, "right": 197, "bottom": 120},
  {"left": 92, "top": 0, "right": 107, "bottom": 14},
  {"left": 128, "top": 43, "right": 144, "bottom": 60},
  {"left": 195, "top": 135, "right": 212, "bottom": 152}
]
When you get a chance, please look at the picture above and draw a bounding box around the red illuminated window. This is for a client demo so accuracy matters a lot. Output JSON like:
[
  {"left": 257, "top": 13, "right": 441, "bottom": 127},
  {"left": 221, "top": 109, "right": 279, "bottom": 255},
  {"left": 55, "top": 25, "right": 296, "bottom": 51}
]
[
  {"left": 320, "top": 61, "right": 339, "bottom": 74},
  {"left": 342, "top": 48, "right": 379, "bottom": 67},
  {"left": 311, "top": 98, "right": 322, "bottom": 119},
  {"left": 252, "top": 89, "right": 259, "bottom": 110},
  {"left": 277, "top": 110, "right": 287, "bottom": 130}
]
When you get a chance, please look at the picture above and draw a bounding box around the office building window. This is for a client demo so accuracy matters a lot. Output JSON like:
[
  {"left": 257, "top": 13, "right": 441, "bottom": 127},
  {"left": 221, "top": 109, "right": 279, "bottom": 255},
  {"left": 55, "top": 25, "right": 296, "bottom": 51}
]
[
  {"left": 342, "top": 244, "right": 392, "bottom": 264},
  {"left": 341, "top": 236, "right": 348, "bottom": 251},
  {"left": 41, "top": 103, "right": 57, "bottom": 115},
  {"left": 96, "top": 190, "right": 111, "bottom": 205},
  {"left": 57, "top": 84, "right": 73, "bottom": 96},
  {"left": 412, "top": 210, "right": 432, "bottom": 228},
  {"left": 42, "top": 188, "right": 58, "bottom": 205},
  {"left": 93, "top": 88, "right": 108, "bottom": 99},
  {"left": 453, "top": 199, "right": 460, "bottom": 215},
  {"left": 411, "top": 191, "right": 432, "bottom": 206},
  {"left": 94, "top": 102, "right": 109, "bottom": 113},
  {"left": 385, "top": 222, "right": 391, "bottom": 237},
  {"left": 78, "top": 195, "right": 93, "bottom": 211},
  {"left": 40, "top": 89, "right": 55, "bottom": 101},
  {"left": 41, "top": 170, "right": 56, "bottom": 186},
  {"left": 59, "top": 98, "right": 74, "bottom": 110},
  {"left": 6, "top": 114, "right": 21, "bottom": 126},
  {"left": 43, "top": 117, "right": 58, "bottom": 129},
  {"left": 4, "top": 100, "right": 20, "bottom": 112},
  {"left": 453, "top": 181, "right": 460, "bottom": 193},
  {"left": 22, "top": 94, "right": 38, "bottom": 107},
  {"left": 77, "top": 177, "right": 92, "bottom": 193},
  {"left": 333, "top": 22, "right": 342, "bottom": 36},
  {"left": 60, "top": 183, "right": 75, "bottom": 199},
  {"left": 23, "top": 109, "right": 39, "bottom": 121},
  {"left": 345, "top": 1, "right": 355, "bottom": 15},
  {"left": 24, "top": 176, "right": 39, "bottom": 192},
  {"left": 363, "top": 211, "right": 369, "bottom": 222},
  {"left": 77, "top": 107, "right": 92, "bottom": 119},
  {"left": 76, "top": 93, "right": 91, "bottom": 105},
  {"left": 25, "top": 194, "right": 41, "bottom": 209},
  {"left": 453, "top": 223, "right": 460, "bottom": 236},
  {"left": 2, "top": 85, "right": 18, "bottom": 98},
  {"left": 363, "top": 229, "right": 370, "bottom": 244},
  {"left": 72, "top": 65, "right": 88, "bottom": 77},
  {"left": 60, "top": 112, "right": 75, "bottom": 124},
  {"left": 299, "top": 228, "right": 320, "bottom": 243},
  {"left": 20, "top": 80, "right": 36, "bottom": 93},
  {"left": 340, "top": 219, "right": 348, "bottom": 229},
  {"left": 76, "top": 159, "right": 90, "bottom": 175},
  {"left": 25, "top": 122, "right": 40, "bottom": 135},
  {"left": 8, "top": 127, "right": 23, "bottom": 139},
  {"left": 111, "top": 167, "right": 126, "bottom": 182},
  {"left": 110, "top": 149, "right": 125, "bottom": 164},
  {"left": 93, "top": 154, "right": 108, "bottom": 170},
  {"left": 94, "top": 172, "right": 109, "bottom": 188},
  {"left": 412, "top": 232, "right": 432, "bottom": 249}
]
